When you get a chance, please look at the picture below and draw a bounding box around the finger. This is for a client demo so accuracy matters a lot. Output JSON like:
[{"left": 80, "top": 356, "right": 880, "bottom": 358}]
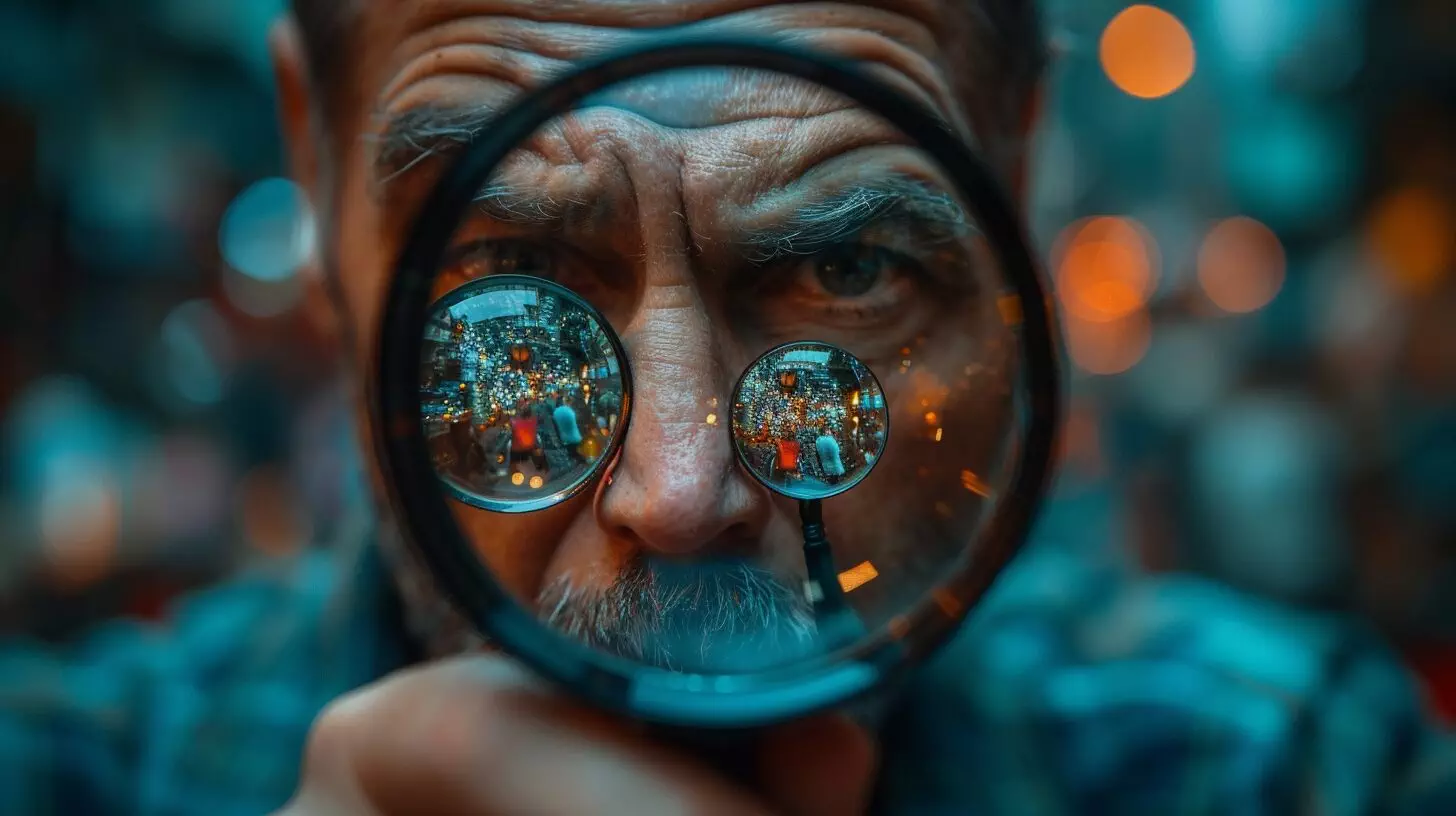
[
  {"left": 308, "top": 655, "right": 774, "bottom": 816},
  {"left": 758, "top": 715, "right": 878, "bottom": 816}
]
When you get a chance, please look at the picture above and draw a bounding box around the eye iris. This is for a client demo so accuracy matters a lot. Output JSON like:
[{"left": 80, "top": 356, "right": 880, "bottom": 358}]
[
  {"left": 496, "top": 244, "right": 551, "bottom": 275},
  {"left": 815, "top": 247, "right": 882, "bottom": 297}
]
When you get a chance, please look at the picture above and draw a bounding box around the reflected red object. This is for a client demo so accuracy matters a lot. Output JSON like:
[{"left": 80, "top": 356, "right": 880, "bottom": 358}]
[
  {"left": 511, "top": 416, "right": 538, "bottom": 450},
  {"left": 776, "top": 439, "right": 800, "bottom": 471}
]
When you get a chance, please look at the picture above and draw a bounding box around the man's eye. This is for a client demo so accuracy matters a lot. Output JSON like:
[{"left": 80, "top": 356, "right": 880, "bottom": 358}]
[
  {"left": 453, "top": 240, "right": 554, "bottom": 278},
  {"left": 813, "top": 245, "right": 888, "bottom": 298},
  {"left": 433, "top": 240, "right": 556, "bottom": 300},
  {"left": 741, "top": 241, "right": 943, "bottom": 353},
  {"left": 793, "top": 244, "right": 923, "bottom": 314}
]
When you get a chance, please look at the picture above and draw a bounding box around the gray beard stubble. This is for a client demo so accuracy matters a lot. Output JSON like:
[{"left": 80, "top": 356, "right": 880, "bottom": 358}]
[{"left": 538, "top": 557, "right": 818, "bottom": 672}]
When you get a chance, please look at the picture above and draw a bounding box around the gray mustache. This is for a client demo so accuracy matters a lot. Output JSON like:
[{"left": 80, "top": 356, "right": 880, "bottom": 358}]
[{"left": 538, "top": 557, "right": 818, "bottom": 672}]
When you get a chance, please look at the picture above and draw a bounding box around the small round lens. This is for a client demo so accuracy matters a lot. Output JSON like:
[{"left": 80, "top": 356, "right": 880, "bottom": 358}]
[
  {"left": 730, "top": 342, "right": 888, "bottom": 501},
  {"left": 419, "top": 275, "right": 629, "bottom": 514}
]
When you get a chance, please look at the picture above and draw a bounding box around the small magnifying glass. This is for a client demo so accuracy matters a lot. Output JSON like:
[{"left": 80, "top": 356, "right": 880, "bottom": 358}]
[
  {"left": 375, "top": 35, "right": 1062, "bottom": 733},
  {"left": 729, "top": 342, "right": 890, "bottom": 649}
]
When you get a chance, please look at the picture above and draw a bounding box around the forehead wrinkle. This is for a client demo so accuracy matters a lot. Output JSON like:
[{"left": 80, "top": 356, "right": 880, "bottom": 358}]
[
  {"left": 385, "top": 3, "right": 945, "bottom": 80},
  {"left": 682, "top": 107, "right": 914, "bottom": 198},
  {"left": 378, "top": 43, "right": 571, "bottom": 111},
  {"left": 371, "top": 87, "right": 893, "bottom": 194},
  {"left": 378, "top": 0, "right": 943, "bottom": 34},
  {"left": 363, "top": 1, "right": 965, "bottom": 179}
]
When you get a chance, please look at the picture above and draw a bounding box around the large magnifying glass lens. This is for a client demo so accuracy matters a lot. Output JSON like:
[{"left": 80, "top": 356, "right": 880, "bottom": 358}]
[{"left": 384, "top": 45, "right": 1053, "bottom": 716}]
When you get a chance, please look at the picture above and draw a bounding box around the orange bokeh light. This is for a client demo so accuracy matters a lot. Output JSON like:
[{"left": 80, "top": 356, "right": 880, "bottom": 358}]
[
  {"left": 1198, "top": 217, "right": 1287, "bottom": 313},
  {"left": 1055, "top": 216, "right": 1159, "bottom": 323},
  {"left": 1064, "top": 309, "right": 1153, "bottom": 376},
  {"left": 1100, "top": 5, "right": 1196, "bottom": 100},
  {"left": 1367, "top": 187, "right": 1455, "bottom": 296},
  {"left": 838, "top": 561, "right": 880, "bottom": 593}
]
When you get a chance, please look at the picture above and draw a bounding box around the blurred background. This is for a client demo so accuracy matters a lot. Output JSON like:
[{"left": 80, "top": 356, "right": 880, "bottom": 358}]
[{"left": 0, "top": 0, "right": 1452, "bottom": 717}]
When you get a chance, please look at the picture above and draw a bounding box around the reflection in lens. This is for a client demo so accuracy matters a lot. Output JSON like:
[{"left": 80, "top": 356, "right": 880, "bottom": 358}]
[
  {"left": 405, "top": 66, "right": 1027, "bottom": 679},
  {"left": 731, "top": 342, "right": 888, "bottom": 501},
  {"left": 419, "top": 275, "right": 628, "bottom": 513}
]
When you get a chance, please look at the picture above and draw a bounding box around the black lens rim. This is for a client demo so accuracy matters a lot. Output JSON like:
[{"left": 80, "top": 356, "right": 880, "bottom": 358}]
[
  {"left": 425, "top": 274, "right": 634, "bottom": 514},
  {"left": 374, "top": 34, "right": 1063, "bottom": 729}
]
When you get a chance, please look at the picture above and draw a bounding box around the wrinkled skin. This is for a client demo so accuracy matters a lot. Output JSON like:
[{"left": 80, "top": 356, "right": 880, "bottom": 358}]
[
  {"left": 278, "top": 0, "right": 1027, "bottom": 652},
  {"left": 271, "top": 1, "right": 1034, "bottom": 810}
]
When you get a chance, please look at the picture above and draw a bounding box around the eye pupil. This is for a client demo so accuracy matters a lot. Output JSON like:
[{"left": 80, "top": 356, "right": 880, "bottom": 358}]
[
  {"left": 816, "top": 247, "right": 881, "bottom": 297},
  {"left": 495, "top": 244, "right": 550, "bottom": 275}
]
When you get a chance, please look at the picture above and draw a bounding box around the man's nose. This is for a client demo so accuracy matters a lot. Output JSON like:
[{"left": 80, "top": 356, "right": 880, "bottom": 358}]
[{"left": 596, "top": 305, "right": 768, "bottom": 556}]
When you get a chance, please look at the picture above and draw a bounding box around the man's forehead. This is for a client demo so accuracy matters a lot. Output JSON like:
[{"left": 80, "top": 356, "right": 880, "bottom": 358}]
[
  {"left": 361, "top": 0, "right": 945, "bottom": 32},
  {"left": 353, "top": 0, "right": 962, "bottom": 126},
  {"left": 353, "top": 0, "right": 973, "bottom": 191}
]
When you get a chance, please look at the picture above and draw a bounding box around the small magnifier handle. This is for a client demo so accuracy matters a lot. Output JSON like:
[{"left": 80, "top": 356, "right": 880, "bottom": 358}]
[{"left": 800, "top": 499, "right": 866, "bottom": 649}]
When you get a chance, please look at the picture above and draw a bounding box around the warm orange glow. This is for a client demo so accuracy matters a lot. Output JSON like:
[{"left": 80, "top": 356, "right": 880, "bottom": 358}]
[
  {"left": 1367, "top": 187, "right": 1455, "bottom": 296},
  {"left": 1064, "top": 309, "right": 1153, "bottom": 375},
  {"left": 997, "top": 295, "right": 1024, "bottom": 326},
  {"left": 40, "top": 473, "right": 119, "bottom": 590},
  {"left": 838, "top": 561, "right": 879, "bottom": 593},
  {"left": 705, "top": 413, "right": 718, "bottom": 426},
  {"left": 934, "top": 428, "right": 944, "bottom": 442},
  {"left": 1100, "top": 5, "right": 1196, "bottom": 99},
  {"left": 960, "top": 469, "right": 992, "bottom": 497},
  {"left": 1055, "top": 217, "right": 1159, "bottom": 323},
  {"left": 239, "top": 467, "right": 307, "bottom": 557},
  {"left": 924, "top": 411, "right": 938, "bottom": 425},
  {"left": 932, "top": 588, "right": 965, "bottom": 617},
  {"left": 528, "top": 475, "right": 545, "bottom": 490},
  {"left": 1198, "top": 217, "right": 1286, "bottom": 313},
  {"left": 511, "top": 472, "right": 526, "bottom": 486}
]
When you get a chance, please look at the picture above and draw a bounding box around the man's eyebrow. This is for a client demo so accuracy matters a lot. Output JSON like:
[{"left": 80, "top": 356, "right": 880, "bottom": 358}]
[
  {"left": 472, "top": 183, "right": 594, "bottom": 227},
  {"left": 740, "top": 177, "right": 973, "bottom": 263},
  {"left": 372, "top": 103, "right": 503, "bottom": 185}
]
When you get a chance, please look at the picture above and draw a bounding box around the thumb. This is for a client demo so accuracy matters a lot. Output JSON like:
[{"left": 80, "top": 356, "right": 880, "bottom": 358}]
[{"left": 758, "top": 715, "right": 878, "bottom": 816}]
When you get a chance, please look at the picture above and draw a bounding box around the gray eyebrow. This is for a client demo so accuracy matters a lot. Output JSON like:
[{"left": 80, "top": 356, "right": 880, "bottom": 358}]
[
  {"left": 740, "top": 177, "right": 973, "bottom": 264},
  {"left": 373, "top": 107, "right": 974, "bottom": 253},
  {"left": 372, "top": 103, "right": 502, "bottom": 185},
  {"left": 374, "top": 104, "right": 598, "bottom": 225},
  {"left": 473, "top": 183, "right": 593, "bottom": 226}
]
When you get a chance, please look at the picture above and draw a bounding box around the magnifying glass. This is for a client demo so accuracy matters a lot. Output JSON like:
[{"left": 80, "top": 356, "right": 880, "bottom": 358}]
[
  {"left": 376, "top": 36, "right": 1061, "bottom": 731},
  {"left": 728, "top": 341, "right": 889, "bottom": 650}
]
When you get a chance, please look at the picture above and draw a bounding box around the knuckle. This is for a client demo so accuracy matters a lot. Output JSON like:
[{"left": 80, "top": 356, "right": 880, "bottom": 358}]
[{"left": 303, "top": 688, "right": 379, "bottom": 778}]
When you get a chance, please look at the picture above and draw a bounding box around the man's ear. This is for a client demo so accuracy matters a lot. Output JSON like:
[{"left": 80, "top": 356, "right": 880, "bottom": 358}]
[
  {"left": 270, "top": 15, "right": 320, "bottom": 201},
  {"left": 269, "top": 15, "right": 342, "bottom": 348}
]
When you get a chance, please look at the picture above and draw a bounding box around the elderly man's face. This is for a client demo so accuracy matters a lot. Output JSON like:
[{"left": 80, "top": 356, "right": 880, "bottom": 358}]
[{"left": 277, "top": 0, "right": 1030, "bottom": 670}]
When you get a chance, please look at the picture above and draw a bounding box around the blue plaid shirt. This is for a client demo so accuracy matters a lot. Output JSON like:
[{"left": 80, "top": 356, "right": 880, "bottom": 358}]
[{"left": 3, "top": 491, "right": 1454, "bottom": 814}]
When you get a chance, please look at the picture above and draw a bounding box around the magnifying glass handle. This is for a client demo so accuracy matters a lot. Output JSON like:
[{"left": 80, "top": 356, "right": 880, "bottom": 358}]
[{"left": 799, "top": 500, "right": 866, "bottom": 647}]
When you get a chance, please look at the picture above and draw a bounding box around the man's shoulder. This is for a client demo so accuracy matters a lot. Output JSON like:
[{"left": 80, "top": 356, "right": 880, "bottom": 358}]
[
  {"left": 0, "top": 542, "right": 396, "bottom": 814},
  {"left": 878, "top": 550, "right": 1451, "bottom": 814}
]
